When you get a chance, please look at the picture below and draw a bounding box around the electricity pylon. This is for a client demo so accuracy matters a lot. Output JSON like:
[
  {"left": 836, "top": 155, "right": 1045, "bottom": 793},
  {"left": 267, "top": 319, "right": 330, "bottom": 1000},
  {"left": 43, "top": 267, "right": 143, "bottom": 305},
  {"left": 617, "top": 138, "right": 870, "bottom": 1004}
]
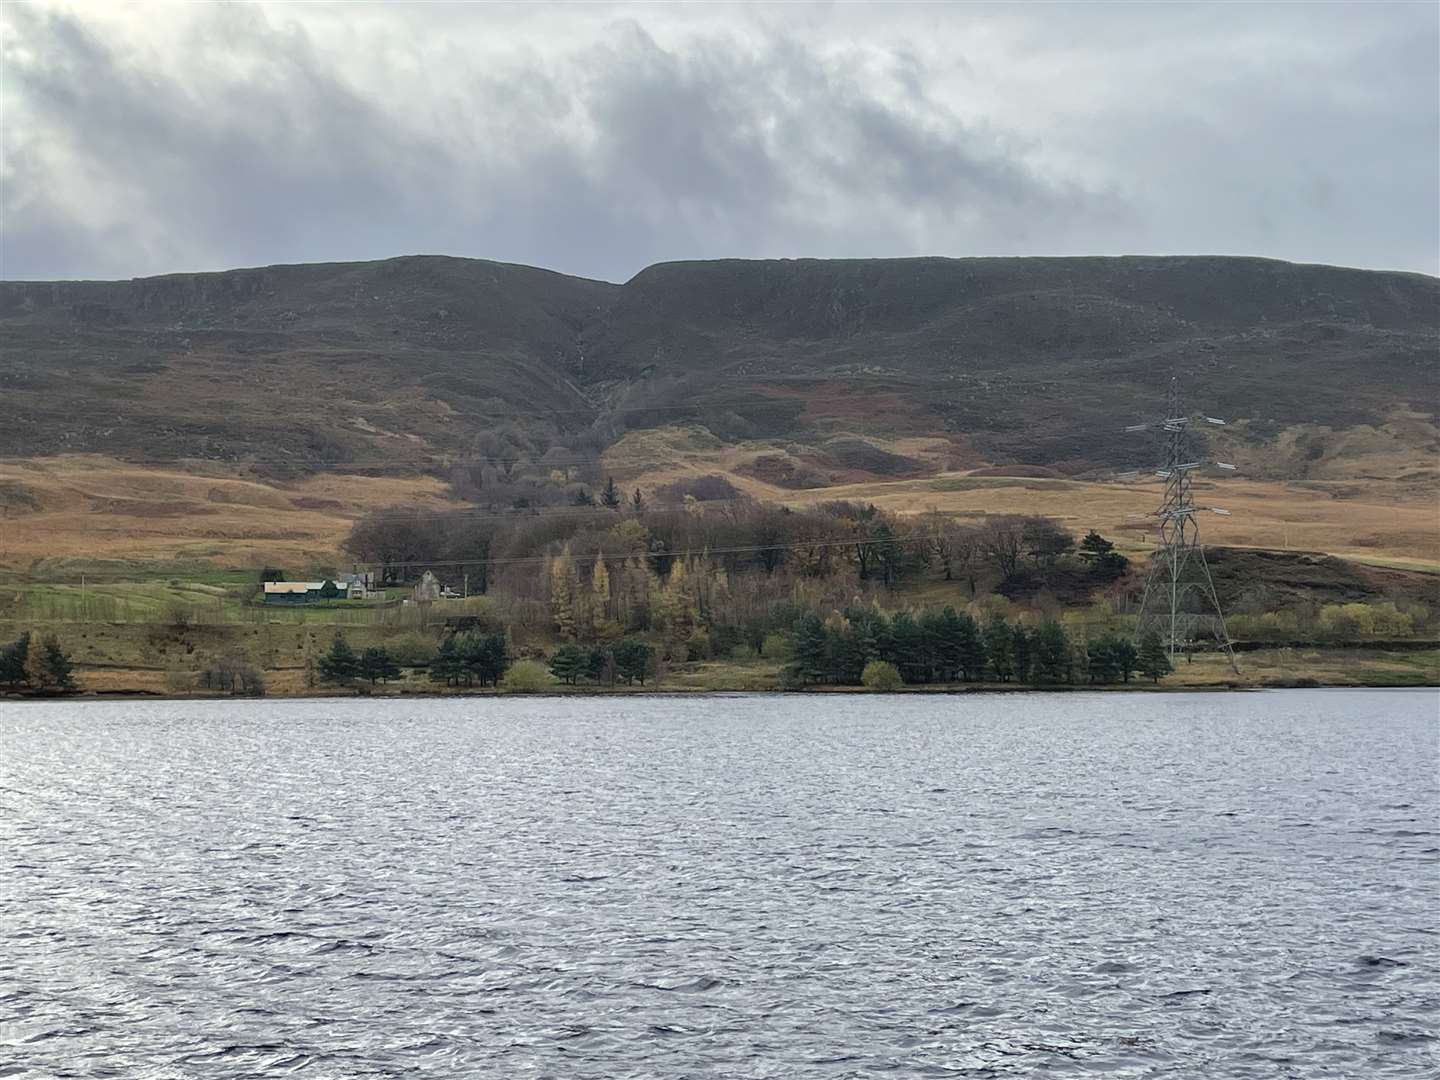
[{"left": 1124, "top": 377, "right": 1240, "bottom": 673}]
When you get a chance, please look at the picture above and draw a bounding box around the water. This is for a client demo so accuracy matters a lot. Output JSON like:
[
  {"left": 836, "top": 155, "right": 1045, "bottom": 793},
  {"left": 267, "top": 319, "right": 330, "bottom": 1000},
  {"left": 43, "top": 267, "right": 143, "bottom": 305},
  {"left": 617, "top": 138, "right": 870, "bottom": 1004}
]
[{"left": 1, "top": 690, "right": 1436, "bottom": 1078}]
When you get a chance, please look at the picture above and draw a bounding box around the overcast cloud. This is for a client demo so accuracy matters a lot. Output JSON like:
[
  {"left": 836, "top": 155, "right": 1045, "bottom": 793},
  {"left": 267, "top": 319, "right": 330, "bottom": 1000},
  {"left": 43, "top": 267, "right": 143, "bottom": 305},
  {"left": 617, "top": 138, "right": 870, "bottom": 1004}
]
[{"left": 1, "top": 0, "right": 1435, "bottom": 282}]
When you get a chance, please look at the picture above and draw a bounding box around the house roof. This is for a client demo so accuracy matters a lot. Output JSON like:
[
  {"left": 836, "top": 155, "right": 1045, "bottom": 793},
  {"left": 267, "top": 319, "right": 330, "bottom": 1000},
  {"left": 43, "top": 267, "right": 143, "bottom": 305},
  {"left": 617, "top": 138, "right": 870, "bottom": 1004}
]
[{"left": 263, "top": 581, "right": 328, "bottom": 594}]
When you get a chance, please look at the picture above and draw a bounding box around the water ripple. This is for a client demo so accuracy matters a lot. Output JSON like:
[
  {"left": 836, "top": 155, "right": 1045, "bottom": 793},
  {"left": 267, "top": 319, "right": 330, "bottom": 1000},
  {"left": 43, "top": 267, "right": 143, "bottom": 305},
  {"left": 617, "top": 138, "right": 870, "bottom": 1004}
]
[{"left": 1, "top": 689, "right": 1437, "bottom": 1078}]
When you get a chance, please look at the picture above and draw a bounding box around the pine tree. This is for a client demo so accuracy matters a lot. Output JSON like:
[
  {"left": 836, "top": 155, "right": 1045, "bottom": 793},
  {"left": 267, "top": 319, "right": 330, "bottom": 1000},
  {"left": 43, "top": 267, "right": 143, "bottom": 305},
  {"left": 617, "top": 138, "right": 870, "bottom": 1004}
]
[
  {"left": 549, "top": 643, "right": 588, "bottom": 685},
  {"left": 789, "top": 613, "right": 829, "bottom": 684},
  {"left": 429, "top": 637, "right": 463, "bottom": 687},
  {"left": 460, "top": 632, "right": 510, "bottom": 687},
  {"left": 28, "top": 635, "right": 77, "bottom": 693},
  {"left": 955, "top": 611, "right": 987, "bottom": 682},
  {"left": 600, "top": 476, "right": 622, "bottom": 510},
  {"left": 614, "top": 639, "right": 655, "bottom": 685},
  {"left": 1032, "top": 621, "right": 1072, "bottom": 684},
  {"left": 0, "top": 631, "right": 31, "bottom": 690},
  {"left": 359, "top": 646, "right": 401, "bottom": 685},
  {"left": 317, "top": 635, "right": 361, "bottom": 686},
  {"left": 983, "top": 615, "right": 1013, "bottom": 682},
  {"left": 1079, "top": 529, "right": 1129, "bottom": 581},
  {"left": 1011, "top": 624, "right": 1033, "bottom": 684},
  {"left": 585, "top": 645, "right": 613, "bottom": 684},
  {"left": 1138, "top": 633, "right": 1174, "bottom": 683}
]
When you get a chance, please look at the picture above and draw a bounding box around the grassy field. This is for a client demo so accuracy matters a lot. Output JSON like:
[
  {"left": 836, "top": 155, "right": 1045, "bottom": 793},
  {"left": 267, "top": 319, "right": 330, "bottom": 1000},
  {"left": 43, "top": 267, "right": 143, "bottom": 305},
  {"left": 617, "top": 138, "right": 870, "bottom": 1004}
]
[
  {"left": 3, "top": 451, "right": 1436, "bottom": 577},
  {"left": 0, "top": 455, "right": 453, "bottom": 571}
]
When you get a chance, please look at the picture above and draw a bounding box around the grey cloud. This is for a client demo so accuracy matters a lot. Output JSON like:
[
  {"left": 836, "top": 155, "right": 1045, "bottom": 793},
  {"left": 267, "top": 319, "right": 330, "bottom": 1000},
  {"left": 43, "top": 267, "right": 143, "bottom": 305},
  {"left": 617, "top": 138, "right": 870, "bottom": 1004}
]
[{"left": 0, "top": 1, "right": 1433, "bottom": 282}]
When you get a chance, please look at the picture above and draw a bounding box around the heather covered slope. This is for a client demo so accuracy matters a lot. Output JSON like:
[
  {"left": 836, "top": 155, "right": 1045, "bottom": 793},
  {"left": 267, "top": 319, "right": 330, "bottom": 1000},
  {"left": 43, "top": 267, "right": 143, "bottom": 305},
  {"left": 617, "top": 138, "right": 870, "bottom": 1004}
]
[
  {"left": 0, "top": 255, "right": 617, "bottom": 464},
  {"left": 584, "top": 256, "right": 1439, "bottom": 472},
  {"left": 1, "top": 253, "right": 1435, "bottom": 480}
]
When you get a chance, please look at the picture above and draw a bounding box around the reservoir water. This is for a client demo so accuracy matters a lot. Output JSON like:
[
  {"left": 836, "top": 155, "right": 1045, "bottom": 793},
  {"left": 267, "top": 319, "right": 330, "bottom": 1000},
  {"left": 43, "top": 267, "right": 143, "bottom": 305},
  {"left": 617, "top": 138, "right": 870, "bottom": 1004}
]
[{"left": 2, "top": 690, "right": 1437, "bottom": 1078}]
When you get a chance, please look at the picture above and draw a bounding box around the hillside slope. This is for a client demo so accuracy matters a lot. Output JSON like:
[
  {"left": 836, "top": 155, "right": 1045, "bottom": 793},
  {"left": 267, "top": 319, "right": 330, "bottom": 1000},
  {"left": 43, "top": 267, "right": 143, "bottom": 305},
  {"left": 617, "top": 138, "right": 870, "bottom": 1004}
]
[{"left": 1, "top": 254, "right": 1435, "bottom": 481}]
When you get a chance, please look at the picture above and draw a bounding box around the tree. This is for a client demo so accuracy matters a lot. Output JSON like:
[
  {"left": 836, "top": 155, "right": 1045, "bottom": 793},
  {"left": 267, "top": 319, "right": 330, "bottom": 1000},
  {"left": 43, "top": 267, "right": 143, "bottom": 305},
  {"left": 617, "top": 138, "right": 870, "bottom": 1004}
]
[
  {"left": 585, "top": 645, "right": 613, "bottom": 684},
  {"left": 1138, "top": 633, "right": 1174, "bottom": 683},
  {"left": 317, "top": 635, "right": 361, "bottom": 687},
  {"left": 19, "top": 635, "right": 78, "bottom": 694},
  {"left": 549, "top": 548, "right": 581, "bottom": 639},
  {"left": 359, "top": 646, "right": 401, "bottom": 685},
  {"left": 429, "top": 637, "right": 463, "bottom": 687},
  {"left": 954, "top": 610, "right": 987, "bottom": 682},
  {"left": 888, "top": 611, "right": 930, "bottom": 684},
  {"left": 1087, "top": 634, "right": 1139, "bottom": 684},
  {"left": 613, "top": 639, "right": 655, "bottom": 685},
  {"left": 23, "top": 634, "right": 50, "bottom": 690},
  {"left": 861, "top": 660, "right": 903, "bottom": 691},
  {"left": 571, "top": 487, "right": 595, "bottom": 507},
  {"left": 0, "top": 631, "right": 31, "bottom": 690},
  {"left": 788, "top": 613, "right": 829, "bottom": 684},
  {"left": 592, "top": 554, "right": 611, "bottom": 617},
  {"left": 1079, "top": 529, "right": 1129, "bottom": 581},
  {"left": 260, "top": 567, "right": 286, "bottom": 583},
  {"left": 979, "top": 517, "right": 1028, "bottom": 579},
  {"left": 1022, "top": 518, "right": 1074, "bottom": 569},
  {"left": 549, "top": 643, "right": 588, "bottom": 685},
  {"left": 1011, "top": 624, "right": 1034, "bottom": 684},
  {"left": 1031, "top": 621, "right": 1072, "bottom": 684},
  {"left": 983, "top": 615, "right": 1013, "bottom": 682},
  {"left": 600, "top": 476, "right": 622, "bottom": 510},
  {"left": 631, "top": 487, "right": 646, "bottom": 513},
  {"left": 200, "top": 654, "right": 265, "bottom": 696},
  {"left": 460, "top": 632, "right": 510, "bottom": 687}
]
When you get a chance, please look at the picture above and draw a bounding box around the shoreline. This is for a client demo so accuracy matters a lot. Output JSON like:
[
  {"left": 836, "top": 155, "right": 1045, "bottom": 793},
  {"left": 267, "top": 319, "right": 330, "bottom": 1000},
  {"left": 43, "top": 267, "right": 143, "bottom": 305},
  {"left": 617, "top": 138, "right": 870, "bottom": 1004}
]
[{"left": 7, "top": 677, "right": 1436, "bottom": 704}]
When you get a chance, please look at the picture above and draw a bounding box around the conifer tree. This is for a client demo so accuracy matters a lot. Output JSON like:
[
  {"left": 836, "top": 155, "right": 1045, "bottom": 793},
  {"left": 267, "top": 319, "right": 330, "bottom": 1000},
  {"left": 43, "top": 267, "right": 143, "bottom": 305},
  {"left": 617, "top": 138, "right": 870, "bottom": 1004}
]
[
  {"left": 1, "top": 631, "right": 32, "bottom": 690},
  {"left": 613, "top": 639, "right": 655, "bottom": 685},
  {"left": 1138, "top": 633, "right": 1174, "bottom": 683},
  {"left": 955, "top": 610, "right": 987, "bottom": 682},
  {"left": 600, "top": 476, "right": 622, "bottom": 510},
  {"left": 359, "top": 646, "right": 401, "bottom": 685},
  {"left": 788, "top": 613, "right": 829, "bottom": 684},
  {"left": 1032, "top": 621, "right": 1073, "bottom": 684},
  {"left": 983, "top": 615, "right": 1013, "bottom": 682},
  {"left": 429, "top": 637, "right": 463, "bottom": 687},
  {"left": 318, "top": 635, "right": 361, "bottom": 686},
  {"left": 549, "top": 643, "right": 588, "bottom": 685},
  {"left": 1011, "top": 624, "right": 1034, "bottom": 684}
]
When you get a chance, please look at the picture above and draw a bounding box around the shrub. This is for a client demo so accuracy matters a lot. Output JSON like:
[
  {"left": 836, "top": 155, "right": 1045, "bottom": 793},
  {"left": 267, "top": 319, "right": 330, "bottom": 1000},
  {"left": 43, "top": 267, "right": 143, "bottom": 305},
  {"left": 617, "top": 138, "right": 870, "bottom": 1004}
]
[
  {"left": 385, "top": 633, "right": 437, "bottom": 667},
  {"left": 503, "top": 660, "right": 551, "bottom": 692},
  {"left": 760, "top": 632, "right": 792, "bottom": 661},
  {"left": 861, "top": 660, "right": 903, "bottom": 691}
]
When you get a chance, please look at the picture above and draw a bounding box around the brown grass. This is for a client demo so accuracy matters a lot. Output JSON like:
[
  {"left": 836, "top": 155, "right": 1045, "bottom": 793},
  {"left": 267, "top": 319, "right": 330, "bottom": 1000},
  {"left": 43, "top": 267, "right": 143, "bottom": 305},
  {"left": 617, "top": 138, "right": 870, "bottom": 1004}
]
[
  {"left": 2, "top": 441, "right": 1436, "bottom": 576},
  {"left": 0, "top": 455, "right": 453, "bottom": 569}
]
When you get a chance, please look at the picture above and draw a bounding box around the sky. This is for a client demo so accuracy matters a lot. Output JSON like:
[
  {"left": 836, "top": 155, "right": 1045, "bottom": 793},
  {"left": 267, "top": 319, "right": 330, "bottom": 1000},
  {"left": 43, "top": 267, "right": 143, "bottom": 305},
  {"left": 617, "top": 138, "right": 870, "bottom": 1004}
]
[{"left": 1, "top": 1, "right": 1436, "bottom": 283}]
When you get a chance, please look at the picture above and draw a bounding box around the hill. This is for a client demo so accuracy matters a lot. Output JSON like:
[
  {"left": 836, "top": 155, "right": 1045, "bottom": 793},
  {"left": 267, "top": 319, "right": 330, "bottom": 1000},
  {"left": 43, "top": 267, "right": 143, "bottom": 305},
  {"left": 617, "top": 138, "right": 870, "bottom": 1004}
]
[
  {"left": 1, "top": 254, "right": 1436, "bottom": 571},
  {"left": 3, "top": 254, "right": 1436, "bottom": 473}
]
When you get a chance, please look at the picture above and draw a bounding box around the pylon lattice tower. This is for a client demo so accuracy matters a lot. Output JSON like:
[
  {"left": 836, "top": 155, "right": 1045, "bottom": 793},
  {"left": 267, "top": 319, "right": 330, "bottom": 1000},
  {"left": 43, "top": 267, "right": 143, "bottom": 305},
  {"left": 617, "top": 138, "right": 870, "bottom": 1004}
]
[{"left": 1128, "top": 376, "right": 1240, "bottom": 673}]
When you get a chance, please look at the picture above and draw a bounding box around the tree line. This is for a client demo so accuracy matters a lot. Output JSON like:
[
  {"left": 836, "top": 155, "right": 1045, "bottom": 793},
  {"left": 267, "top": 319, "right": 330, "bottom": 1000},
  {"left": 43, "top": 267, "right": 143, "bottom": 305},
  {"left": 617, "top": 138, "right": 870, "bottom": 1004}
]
[
  {"left": 784, "top": 607, "right": 1172, "bottom": 687},
  {"left": 341, "top": 484, "right": 1126, "bottom": 603},
  {"left": 0, "top": 630, "right": 77, "bottom": 694}
]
